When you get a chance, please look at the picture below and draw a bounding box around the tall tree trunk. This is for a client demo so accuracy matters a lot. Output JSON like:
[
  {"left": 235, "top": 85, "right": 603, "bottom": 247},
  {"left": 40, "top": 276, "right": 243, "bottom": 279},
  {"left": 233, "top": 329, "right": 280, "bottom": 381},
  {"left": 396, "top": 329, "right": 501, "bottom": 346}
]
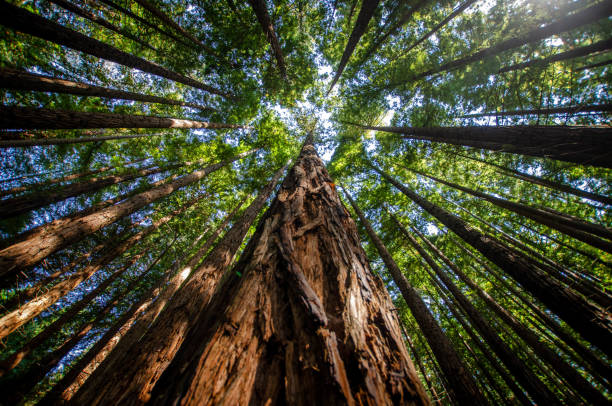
[
  {"left": 414, "top": 169, "right": 612, "bottom": 253},
  {"left": 248, "top": 0, "right": 287, "bottom": 78},
  {"left": 343, "top": 190, "right": 486, "bottom": 405},
  {"left": 498, "top": 38, "right": 612, "bottom": 74},
  {"left": 349, "top": 123, "right": 612, "bottom": 168},
  {"left": 460, "top": 102, "right": 612, "bottom": 118},
  {"left": 0, "top": 68, "right": 215, "bottom": 112},
  {"left": 0, "top": 106, "right": 246, "bottom": 130},
  {"left": 71, "top": 163, "right": 288, "bottom": 405},
  {"left": 373, "top": 165, "right": 612, "bottom": 357},
  {"left": 48, "top": 0, "right": 159, "bottom": 52},
  {"left": 328, "top": 0, "right": 381, "bottom": 92},
  {"left": 576, "top": 58, "right": 612, "bottom": 71},
  {"left": 0, "top": 161, "right": 182, "bottom": 219},
  {"left": 404, "top": 335, "right": 441, "bottom": 405},
  {"left": 407, "top": 222, "right": 608, "bottom": 404},
  {"left": 0, "top": 148, "right": 257, "bottom": 277},
  {"left": 0, "top": 2, "right": 235, "bottom": 99},
  {"left": 395, "top": 1, "right": 612, "bottom": 82},
  {"left": 0, "top": 194, "right": 201, "bottom": 341},
  {"left": 393, "top": 213, "right": 560, "bottom": 404},
  {"left": 0, "top": 132, "right": 164, "bottom": 148},
  {"left": 144, "top": 139, "right": 429, "bottom": 406},
  {"left": 458, "top": 153, "right": 612, "bottom": 205}
]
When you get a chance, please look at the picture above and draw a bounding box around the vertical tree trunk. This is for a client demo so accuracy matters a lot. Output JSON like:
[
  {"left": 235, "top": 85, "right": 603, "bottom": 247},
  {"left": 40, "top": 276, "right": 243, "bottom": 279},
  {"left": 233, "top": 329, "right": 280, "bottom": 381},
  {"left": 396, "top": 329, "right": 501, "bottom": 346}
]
[
  {"left": 71, "top": 163, "right": 288, "bottom": 405},
  {"left": 0, "top": 68, "right": 215, "bottom": 112},
  {"left": 0, "top": 149, "right": 257, "bottom": 277},
  {"left": 373, "top": 165, "right": 612, "bottom": 357},
  {"left": 404, "top": 335, "right": 441, "bottom": 405},
  {"left": 344, "top": 191, "right": 486, "bottom": 405},
  {"left": 0, "top": 2, "right": 234, "bottom": 99},
  {"left": 247, "top": 0, "right": 288, "bottom": 78},
  {"left": 146, "top": 139, "right": 429, "bottom": 406}
]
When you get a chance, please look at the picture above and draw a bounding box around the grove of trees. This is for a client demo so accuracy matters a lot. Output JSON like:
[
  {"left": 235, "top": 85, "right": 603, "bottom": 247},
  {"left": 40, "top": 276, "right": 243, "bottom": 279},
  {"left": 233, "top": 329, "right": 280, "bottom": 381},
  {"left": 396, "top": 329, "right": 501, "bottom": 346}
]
[{"left": 0, "top": 0, "right": 610, "bottom": 404}]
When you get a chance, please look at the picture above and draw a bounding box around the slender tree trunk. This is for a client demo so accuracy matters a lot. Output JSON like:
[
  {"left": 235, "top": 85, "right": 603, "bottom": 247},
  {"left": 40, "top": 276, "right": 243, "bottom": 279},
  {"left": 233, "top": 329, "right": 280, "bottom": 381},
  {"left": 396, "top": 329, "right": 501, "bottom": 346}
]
[
  {"left": 397, "top": 1, "right": 612, "bottom": 82},
  {"left": 0, "top": 132, "right": 165, "bottom": 148},
  {"left": 0, "top": 148, "right": 257, "bottom": 277},
  {"left": 459, "top": 153, "right": 612, "bottom": 206},
  {"left": 0, "top": 195, "right": 201, "bottom": 341},
  {"left": 0, "top": 162, "right": 182, "bottom": 219},
  {"left": 414, "top": 169, "right": 612, "bottom": 253},
  {"left": 0, "top": 106, "right": 246, "bottom": 130},
  {"left": 408, "top": 223, "right": 608, "bottom": 404},
  {"left": 576, "top": 58, "right": 612, "bottom": 71},
  {"left": 248, "top": 0, "right": 287, "bottom": 78},
  {"left": 72, "top": 164, "right": 288, "bottom": 405},
  {"left": 460, "top": 102, "right": 612, "bottom": 118},
  {"left": 48, "top": 0, "right": 159, "bottom": 51},
  {"left": 394, "top": 214, "right": 560, "bottom": 404},
  {"left": 373, "top": 165, "right": 612, "bottom": 357},
  {"left": 404, "top": 335, "right": 441, "bottom": 405},
  {"left": 0, "top": 68, "right": 215, "bottom": 112},
  {"left": 0, "top": 2, "right": 235, "bottom": 99},
  {"left": 349, "top": 123, "right": 612, "bottom": 168},
  {"left": 144, "top": 139, "right": 429, "bottom": 406},
  {"left": 328, "top": 0, "right": 381, "bottom": 92},
  {"left": 498, "top": 38, "right": 612, "bottom": 74},
  {"left": 344, "top": 190, "right": 486, "bottom": 405}
]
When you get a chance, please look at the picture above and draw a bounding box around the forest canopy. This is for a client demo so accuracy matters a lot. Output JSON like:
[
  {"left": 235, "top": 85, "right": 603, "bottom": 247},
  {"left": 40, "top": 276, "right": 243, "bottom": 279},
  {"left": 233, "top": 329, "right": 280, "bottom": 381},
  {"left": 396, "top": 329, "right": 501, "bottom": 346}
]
[{"left": 0, "top": 0, "right": 610, "bottom": 404}]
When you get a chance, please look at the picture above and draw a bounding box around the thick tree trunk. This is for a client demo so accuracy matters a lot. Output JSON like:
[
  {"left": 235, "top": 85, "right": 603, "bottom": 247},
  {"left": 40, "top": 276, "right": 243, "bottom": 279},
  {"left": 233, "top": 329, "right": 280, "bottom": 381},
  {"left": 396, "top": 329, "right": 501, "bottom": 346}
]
[
  {"left": 0, "top": 132, "right": 164, "bottom": 148},
  {"left": 350, "top": 123, "right": 612, "bottom": 168},
  {"left": 414, "top": 169, "right": 612, "bottom": 253},
  {"left": 401, "top": 1, "right": 612, "bottom": 81},
  {"left": 48, "top": 0, "right": 158, "bottom": 52},
  {"left": 459, "top": 153, "right": 612, "bottom": 205},
  {"left": 0, "top": 195, "right": 200, "bottom": 341},
  {"left": 393, "top": 215, "right": 560, "bottom": 404},
  {"left": 71, "top": 164, "right": 287, "bottom": 405},
  {"left": 145, "top": 140, "right": 429, "bottom": 406},
  {"left": 0, "top": 162, "right": 181, "bottom": 219},
  {"left": 328, "top": 0, "right": 381, "bottom": 92},
  {"left": 0, "top": 106, "right": 246, "bottom": 130},
  {"left": 407, "top": 223, "right": 608, "bottom": 404},
  {"left": 0, "top": 68, "right": 215, "bottom": 112},
  {"left": 460, "top": 102, "right": 612, "bottom": 118},
  {"left": 248, "top": 0, "right": 287, "bottom": 78},
  {"left": 0, "top": 2, "right": 235, "bottom": 99},
  {"left": 0, "top": 148, "right": 257, "bottom": 277},
  {"left": 373, "top": 165, "right": 612, "bottom": 357},
  {"left": 344, "top": 191, "right": 485, "bottom": 405},
  {"left": 498, "top": 38, "right": 612, "bottom": 74}
]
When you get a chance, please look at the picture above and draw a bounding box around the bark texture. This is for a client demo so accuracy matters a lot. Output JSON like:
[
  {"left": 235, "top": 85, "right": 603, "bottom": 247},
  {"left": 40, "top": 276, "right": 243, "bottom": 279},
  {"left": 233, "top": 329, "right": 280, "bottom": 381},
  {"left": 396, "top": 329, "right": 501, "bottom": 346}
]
[
  {"left": 0, "top": 68, "right": 214, "bottom": 111},
  {"left": 0, "top": 106, "right": 246, "bottom": 130},
  {"left": 353, "top": 123, "right": 612, "bottom": 168},
  {"left": 0, "top": 149, "right": 256, "bottom": 277},
  {"left": 146, "top": 140, "right": 429, "bottom": 406},
  {"left": 71, "top": 164, "right": 287, "bottom": 405},
  {"left": 373, "top": 165, "right": 612, "bottom": 358},
  {"left": 0, "top": 2, "right": 234, "bottom": 99},
  {"left": 248, "top": 0, "right": 287, "bottom": 78},
  {"left": 344, "top": 193, "right": 486, "bottom": 405}
]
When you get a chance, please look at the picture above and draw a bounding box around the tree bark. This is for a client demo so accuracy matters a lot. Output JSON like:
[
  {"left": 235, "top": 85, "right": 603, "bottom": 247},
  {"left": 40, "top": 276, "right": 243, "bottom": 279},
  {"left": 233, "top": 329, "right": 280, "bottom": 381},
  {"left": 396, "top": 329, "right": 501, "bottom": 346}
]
[
  {"left": 413, "top": 169, "right": 612, "bottom": 253},
  {"left": 0, "top": 194, "right": 201, "bottom": 341},
  {"left": 498, "top": 38, "right": 612, "bottom": 74},
  {"left": 0, "top": 148, "right": 257, "bottom": 277},
  {"left": 344, "top": 190, "right": 486, "bottom": 405},
  {"left": 0, "top": 2, "right": 235, "bottom": 99},
  {"left": 0, "top": 106, "right": 246, "bottom": 130},
  {"left": 71, "top": 163, "right": 288, "bottom": 405},
  {"left": 460, "top": 102, "right": 612, "bottom": 118},
  {"left": 0, "top": 68, "right": 215, "bottom": 112},
  {"left": 373, "top": 165, "right": 612, "bottom": 357},
  {"left": 404, "top": 335, "right": 441, "bottom": 405},
  {"left": 407, "top": 222, "right": 608, "bottom": 405},
  {"left": 248, "top": 0, "right": 287, "bottom": 78},
  {"left": 458, "top": 153, "right": 612, "bottom": 206},
  {"left": 0, "top": 132, "right": 164, "bottom": 148},
  {"left": 144, "top": 141, "right": 429, "bottom": 406},
  {"left": 48, "top": 0, "right": 159, "bottom": 52},
  {"left": 392, "top": 214, "right": 560, "bottom": 404},
  {"left": 328, "top": 0, "right": 381, "bottom": 92},
  {"left": 576, "top": 58, "right": 612, "bottom": 71},
  {"left": 349, "top": 123, "right": 612, "bottom": 168}
]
